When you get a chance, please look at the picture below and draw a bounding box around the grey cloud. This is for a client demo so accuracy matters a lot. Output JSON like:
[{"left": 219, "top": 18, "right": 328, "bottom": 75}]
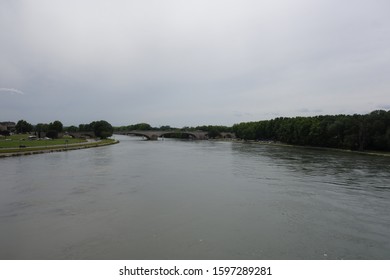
[{"left": 1, "top": 0, "right": 390, "bottom": 126}]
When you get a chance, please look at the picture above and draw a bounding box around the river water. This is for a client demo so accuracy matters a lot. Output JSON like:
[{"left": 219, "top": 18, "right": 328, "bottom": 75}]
[{"left": 1, "top": 135, "right": 389, "bottom": 259}]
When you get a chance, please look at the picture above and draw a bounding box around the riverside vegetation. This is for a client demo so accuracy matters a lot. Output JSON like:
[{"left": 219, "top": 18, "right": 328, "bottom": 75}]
[
  {"left": 232, "top": 110, "right": 390, "bottom": 152},
  {"left": 115, "top": 110, "right": 390, "bottom": 152},
  {"left": 0, "top": 120, "right": 116, "bottom": 156},
  {"left": 2, "top": 110, "right": 390, "bottom": 155}
]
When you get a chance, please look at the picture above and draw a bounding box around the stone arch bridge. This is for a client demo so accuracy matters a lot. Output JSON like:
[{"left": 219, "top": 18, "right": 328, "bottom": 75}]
[
  {"left": 116, "top": 130, "right": 235, "bottom": 140},
  {"left": 65, "top": 130, "right": 235, "bottom": 140},
  {"left": 116, "top": 130, "right": 207, "bottom": 140}
]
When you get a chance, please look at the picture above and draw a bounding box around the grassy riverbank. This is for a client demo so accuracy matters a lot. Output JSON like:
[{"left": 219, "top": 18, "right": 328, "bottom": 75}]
[
  {"left": 0, "top": 134, "right": 119, "bottom": 157},
  {"left": 0, "top": 134, "right": 86, "bottom": 148}
]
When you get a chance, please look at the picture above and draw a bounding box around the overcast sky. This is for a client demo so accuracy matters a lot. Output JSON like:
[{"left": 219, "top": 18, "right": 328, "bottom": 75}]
[{"left": 1, "top": 0, "right": 390, "bottom": 127}]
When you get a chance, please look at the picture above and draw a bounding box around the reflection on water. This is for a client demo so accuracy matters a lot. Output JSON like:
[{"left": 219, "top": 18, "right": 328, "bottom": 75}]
[{"left": 1, "top": 136, "right": 390, "bottom": 259}]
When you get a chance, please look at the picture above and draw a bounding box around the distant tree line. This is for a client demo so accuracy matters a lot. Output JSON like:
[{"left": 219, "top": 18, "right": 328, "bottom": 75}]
[
  {"left": 66, "top": 120, "right": 114, "bottom": 139},
  {"left": 10, "top": 119, "right": 113, "bottom": 139},
  {"left": 115, "top": 123, "right": 154, "bottom": 131},
  {"left": 232, "top": 110, "right": 390, "bottom": 151},
  {"left": 10, "top": 110, "right": 390, "bottom": 150},
  {"left": 114, "top": 123, "right": 233, "bottom": 139},
  {"left": 15, "top": 120, "right": 63, "bottom": 138}
]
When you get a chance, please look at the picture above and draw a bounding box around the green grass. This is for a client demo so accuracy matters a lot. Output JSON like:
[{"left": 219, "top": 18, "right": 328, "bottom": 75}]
[
  {"left": 1, "top": 136, "right": 117, "bottom": 155},
  {"left": 0, "top": 134, "right": 87, "bottom": 149}
]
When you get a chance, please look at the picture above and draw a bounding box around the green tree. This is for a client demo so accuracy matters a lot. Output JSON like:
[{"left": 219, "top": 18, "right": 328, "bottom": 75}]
[
  {"left": 15, "top": 120, "right": 33, "bottom": 134},
  {"left": 49, "top": 120, "right": 63, "bottom": 133},
  {"left": 129, "top": 123, "right": 152, "bottom": 130},
  {"left": 160, "top": 125, "right": 172, "bottom": 131},
  {"left": 66, "top": 125, "right": 79, "bottom": 132},
  {"left": 207, "top": 129, "right": 221, "bottom": 139},
  {"left": 92, "top": 120, "right": 113, "bottom": 139},
  {"left": 35, "top": 123, "right": 49, "bottom": 138},
  {"left": 46, "top": 130, "right": 59, "bottom": 139}
]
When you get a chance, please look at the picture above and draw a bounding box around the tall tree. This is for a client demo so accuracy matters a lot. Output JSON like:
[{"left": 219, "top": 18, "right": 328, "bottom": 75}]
[
  {"left": 92, "top": 120, "right": 113, "bottom": 139},
  {"left": 49, "top": 120, "right": 63, "bottom": 133},
  {"left": 15, "top": 120, "right": 33, "bottom": 134},
  {"left": 35, "top": 123, "right": 48, "bottom": 138}
]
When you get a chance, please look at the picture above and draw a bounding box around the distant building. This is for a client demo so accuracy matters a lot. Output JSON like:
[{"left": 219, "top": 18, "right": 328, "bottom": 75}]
[{"left": 0, "top": 121, "right": 16, "bottom": 132}]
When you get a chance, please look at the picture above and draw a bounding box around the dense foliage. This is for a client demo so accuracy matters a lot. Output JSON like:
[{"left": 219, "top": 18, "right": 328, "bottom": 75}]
[
  {"left": 90, "top": 120, "right": 114, "bottom": 139},
  {"left": 45, "top": 120, "right": 64, "bottom": 139},
  {"left": 65, "top": 121, "right": 113, "bottom": 138},
  {"left": 233, "top": 110, "right": 390, "bottom": 151},
  {"left": 10, "top": 110, "right": 390, "bottom": 151},
  {"left": 32, "top": 121, "right": 63, "bottom": 138},
  {"left": 49, "top": 121, "right": 63, "bottom": 133},
  {"left": 16, "top": 120, "right": 33, "bottom": 133},
  {"left": 11, "top": 120, "right": 115, "bottom": 139}
]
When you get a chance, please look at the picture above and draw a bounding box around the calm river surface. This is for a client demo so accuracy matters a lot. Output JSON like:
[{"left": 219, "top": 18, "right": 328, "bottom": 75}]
[{"left": 1, "top": 135, "right": 390, "bottom": 259}]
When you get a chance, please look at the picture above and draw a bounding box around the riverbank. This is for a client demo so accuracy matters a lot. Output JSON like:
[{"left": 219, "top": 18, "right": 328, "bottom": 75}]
[
  {"left": 230, "top": 139, "right": 390, "bottom": 157},
  {"left": 0, "top": 139, "right": 119, "bottom": 158}
]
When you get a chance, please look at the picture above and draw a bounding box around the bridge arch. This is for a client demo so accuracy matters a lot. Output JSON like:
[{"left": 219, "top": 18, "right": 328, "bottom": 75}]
[
  {"left": 159, "top": 131, "right": 198, "bottom": 139},
  {"left": 116, "top": 130, "right": 210, "bottom": 140},
  {"left": 124, "top": 132, "right": 153, "bottom": 140}
]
